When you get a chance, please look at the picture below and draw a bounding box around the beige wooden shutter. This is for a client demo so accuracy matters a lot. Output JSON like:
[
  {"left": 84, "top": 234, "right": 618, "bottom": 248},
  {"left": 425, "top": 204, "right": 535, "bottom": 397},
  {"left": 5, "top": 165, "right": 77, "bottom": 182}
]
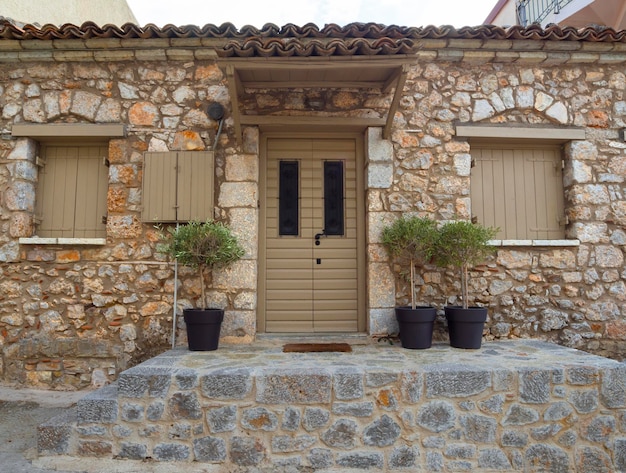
[
  {"left": 471, "top": 145, "right": 565, "bottom": 239},
  {"left": 142, "top": 152, "right": 178, "bottom": 222},
  {"left": 177, "top": 151, "right": 214, "bottom": 221},
  {"left": 142, "top": 151, "right": 214, "bottom": 222},
  {"left": 37, "top": 145, "right": 107, "bottom": 238}
]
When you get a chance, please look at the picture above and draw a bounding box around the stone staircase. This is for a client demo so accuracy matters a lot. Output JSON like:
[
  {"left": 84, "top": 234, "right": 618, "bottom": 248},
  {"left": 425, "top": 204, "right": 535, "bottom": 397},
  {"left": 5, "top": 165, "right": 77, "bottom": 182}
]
[{"left": 38, "top": 340, "right": 626, "bottom": 472}]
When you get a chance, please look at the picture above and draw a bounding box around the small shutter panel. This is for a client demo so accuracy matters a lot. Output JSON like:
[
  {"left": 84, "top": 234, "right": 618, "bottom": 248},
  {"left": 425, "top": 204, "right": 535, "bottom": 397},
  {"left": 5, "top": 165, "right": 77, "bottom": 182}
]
[
  {"left": 74, "top": 145, "right": 108, "bottom": 238},
  {"left": 142, "top": 151, "right": 214, "bottom": 223},
  {"left": 37, "top": 144, "right": 108, "bottom": 238},
  {"left": 177, "top": 151, "right": 214, "bottom": 222},
  {"left": 142, "top": 152, "right": 178, "bottom": 222},
  {"left": 471, "top": 145, "right": 565, "bottom": 239}
]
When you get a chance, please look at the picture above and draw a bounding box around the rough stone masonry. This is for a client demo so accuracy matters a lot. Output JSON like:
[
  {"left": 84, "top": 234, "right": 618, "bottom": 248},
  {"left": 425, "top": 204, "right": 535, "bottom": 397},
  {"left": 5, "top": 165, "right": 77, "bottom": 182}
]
[
  {"left": 38, "top": 341, "right": 626, "bottom": 471},
  {"left": 1, "top": 25, "right": 626, "bottom": 388}
]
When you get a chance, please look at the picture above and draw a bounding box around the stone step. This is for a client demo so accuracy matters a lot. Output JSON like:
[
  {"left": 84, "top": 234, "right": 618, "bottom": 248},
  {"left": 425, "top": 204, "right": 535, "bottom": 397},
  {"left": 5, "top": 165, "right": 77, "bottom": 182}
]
[{"left": 36, "top": 340, "right": 626, "bottom": 471}]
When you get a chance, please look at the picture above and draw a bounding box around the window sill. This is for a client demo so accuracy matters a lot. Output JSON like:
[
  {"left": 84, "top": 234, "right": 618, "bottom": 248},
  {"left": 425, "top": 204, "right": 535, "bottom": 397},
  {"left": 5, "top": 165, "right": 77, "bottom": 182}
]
[
  {"left": 18, "top": 237, "right": 107, "bottom": 245},
  {"left": 489, "top": 239, "right": 580, "bottom": 247}
]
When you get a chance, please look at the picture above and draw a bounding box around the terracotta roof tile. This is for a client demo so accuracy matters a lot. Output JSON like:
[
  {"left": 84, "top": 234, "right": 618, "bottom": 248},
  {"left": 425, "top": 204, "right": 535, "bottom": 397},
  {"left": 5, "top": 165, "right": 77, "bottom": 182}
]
[{"left": 1, "top": 21, "right": 625, "bottom": 58}]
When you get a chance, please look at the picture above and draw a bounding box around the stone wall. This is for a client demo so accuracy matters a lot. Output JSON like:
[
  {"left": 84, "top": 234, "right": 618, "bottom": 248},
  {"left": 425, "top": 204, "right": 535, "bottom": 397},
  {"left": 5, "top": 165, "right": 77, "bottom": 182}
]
[
  {"left": 1, "top": 41, "right": 626, "bottom": 388},
  {"left": 0, "top": 60, "right": 259, "bottom": 388},
  {"left": 38, "top": 341, "right": 626, "bottom": 471}
]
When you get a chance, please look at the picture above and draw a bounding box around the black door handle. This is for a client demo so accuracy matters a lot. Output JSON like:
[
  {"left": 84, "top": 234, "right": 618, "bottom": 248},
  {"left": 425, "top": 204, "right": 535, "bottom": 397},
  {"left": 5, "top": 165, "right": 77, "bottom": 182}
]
[{"left": 315, "top": 230, "right": 325, "bottom": 246}]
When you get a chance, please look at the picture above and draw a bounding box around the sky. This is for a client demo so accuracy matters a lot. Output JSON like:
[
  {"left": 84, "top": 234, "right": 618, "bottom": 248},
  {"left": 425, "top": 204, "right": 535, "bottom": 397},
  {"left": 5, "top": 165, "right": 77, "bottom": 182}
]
[{"left": 127, "top": 0, "right": 498, "bottom": 29}]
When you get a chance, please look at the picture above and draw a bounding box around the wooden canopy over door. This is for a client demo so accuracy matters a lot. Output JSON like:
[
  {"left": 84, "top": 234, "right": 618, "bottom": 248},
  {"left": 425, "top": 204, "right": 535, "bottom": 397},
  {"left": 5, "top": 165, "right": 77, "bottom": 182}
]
[{"left": 260, "top": 136, "right": 365, "bottom": 333}]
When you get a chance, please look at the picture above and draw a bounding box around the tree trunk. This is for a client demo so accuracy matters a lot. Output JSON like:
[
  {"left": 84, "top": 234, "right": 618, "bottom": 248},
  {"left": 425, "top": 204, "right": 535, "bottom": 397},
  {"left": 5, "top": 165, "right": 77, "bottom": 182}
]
[{"left": 199, "top": 264, "right": 206, "bottom": 308}]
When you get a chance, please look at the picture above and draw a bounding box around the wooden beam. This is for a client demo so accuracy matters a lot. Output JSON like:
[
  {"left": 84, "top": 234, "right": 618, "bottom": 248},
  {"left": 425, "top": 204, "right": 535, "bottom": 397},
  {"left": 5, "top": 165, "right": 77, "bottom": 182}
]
[
  {"left": 12, "top": 123, "right": 126, "bottom": 137},
  {"left": 382, "top": 67, "right": 402, "bottom": 94},
  {"left": 383, "top": 65, "right": 409, "bottom": 140},
  {"left": 218, "top": 57, "right": 412, "bottom": 70},
  {"left": 240, "top": 115, "right": 385, "bottom": 128},
  {"left": 244, "top": 80, "right": 386, "bottom": 89},
  {"left": 455, "top": 125, "right": 586, "bottom": 141},
  {"left": 226, "top": 65, "right": 242, "bottom": 147}
]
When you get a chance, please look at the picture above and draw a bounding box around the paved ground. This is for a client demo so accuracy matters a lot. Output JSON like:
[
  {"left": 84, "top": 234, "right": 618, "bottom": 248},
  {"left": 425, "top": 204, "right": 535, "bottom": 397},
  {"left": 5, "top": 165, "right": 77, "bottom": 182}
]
[{"left": 0, "top": 385, "right": 87, "bottom": 473}]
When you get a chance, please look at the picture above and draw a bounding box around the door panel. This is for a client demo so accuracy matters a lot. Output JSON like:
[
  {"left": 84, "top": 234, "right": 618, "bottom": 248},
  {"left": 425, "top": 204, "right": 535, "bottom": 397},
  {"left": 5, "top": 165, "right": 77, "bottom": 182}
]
[{"left": 265, "top": 138, "right": 359, "bottom": 333}]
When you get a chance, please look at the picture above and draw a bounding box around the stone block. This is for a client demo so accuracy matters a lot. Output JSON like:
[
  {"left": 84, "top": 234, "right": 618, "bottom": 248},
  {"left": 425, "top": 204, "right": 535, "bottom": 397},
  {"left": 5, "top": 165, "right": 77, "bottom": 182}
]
[
  {"left": 366, "top": 371, "right": 398, "bottom": 387},
  {"left": 582, "top": 415, "right": 616, "bottom": 443},
  {"left": 193, "top": 436, "right": 226, "bottom": 462},
  {"left": 168, "top": 392, "right": 202, "bottom": 420},
  {"left": 519, "top": 368, "right": 551, "bottom": 404},
  {"left": 501, "top": 430, "right": 529, "bottom": 447},
  {"left": 478, "top": 448, "right": 512, "bottom": 470},
  {"left": 118, "top": 368, "right": 172, "bottom": 398},
  {"left": 77, "top": 386, "right": 118, "bottom": 424},
  {"left": 363, "top": 415, "right": 401, "bottom": 447},
  {"left": 544, "top": 402, "right": 573, "bottom": 422},
  {"left": 427, "top": 451, "right": 444, "bottom": 472},
  {"left": 333, "top": 369, "right": 364, "bottom": 400},
  {"left": 121, "top": 403, "right": 144, "bottom": 422},
  {"left": 302, "top": 407, "right": 330, "bottom": 431},
  {"left": 615, "top": 438, "right": 626, "bottom": 470},
  {"left": 502, "top": 404, "right": 540, "bottom": 426},
  {"left": 401, "top": 371, "right": 423, "bottom": 403},
  {"left": 229, "top": 436, "right": 265, "bottom": 466},
  {"left": 366, "top": 127, "right": 393, "bottom": 163},
  {"left": 445, "top": 443, "right": 476, "bottom": 459},
  {"left": 425, "top": 365, "right": 490, "bottom": 398},
  {"left": 367, "top": 163, "right": 393, "bottom": 189},
  {"left": 153, "top": 443, "right": 190, "bottom": 461},
  {"left": 271, "top": 435, "right": 316, "bottom": 453},
  {"left": 416, "top": 401, "right": 456, "bottom": 433},
  {"left": 570, "top": 390, "right": 599, "bottom": 414},
  {"left": 575, "top": 446, "right": 612, "bottom": 473},
  {"left": 200, "top": 368, "right": 252, "bottom": 399},
  {"left": 308, "top": 448, "right": 333, "bottom": 469},
  {"left": 600, "top": 365, "right": 626, "bottom": 409},
  {"left": 174, "top": 369, "right": 198, "bottom": 390},
  {"left": 257, "top": 370, "right": 332, "bottom": 404},
  {"left": 332, "top": 401, "right": 374, "bottom": 417},
  {"left": 241, "top": 407, "right": 278, "bottom": 431},
  {"left": 118, "top": 442, "right": 147, "bottom": 460},
  {"left": 321, "top": 419, "right": 358, "bottom": 449},
  {"left": 207, "top": 405, "right": 237, "bottom": 433},
  {"left": 460, "top": 414, "right": 497, "bottom": 443},
  {"left": 77, "top": 441, "right": 113, "bottom": 457},
  {"left": 389, "top": 445, "right": 418, "bottom": 469},
  {"left": 336, "top": 451, "right": 384, "bottom": 469},
  {"left": 38, "top": 410, "right": 75, "bottom": 454},
  {"left": 281, "top": 407, "right": 301, "bottom": 431},
  {"left": 146, "top": 402, "right": 165, "bottom": 421},
  {"left": 524, "top": 444, "right": 570, "bottom": 472}
]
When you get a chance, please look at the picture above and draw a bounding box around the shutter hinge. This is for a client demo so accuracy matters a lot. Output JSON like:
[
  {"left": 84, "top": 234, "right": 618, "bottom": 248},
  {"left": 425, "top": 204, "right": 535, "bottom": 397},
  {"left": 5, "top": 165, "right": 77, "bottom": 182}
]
[
  {"left": 471, "top": 158, "right": 476, "bottom": 168},
  {"left": 35, "top": 156, "right": 46, "bottom": 167},
  {"left": 558, "top": 214, "right": 569, "bottom": 226},
  {"left": 33, "top": 216, "right": 43, "bottom": 225},
  {"left": 103, "top": 157, "right": 110, "bottom": 167},
  {"left": 561, "top": 159, "right": 565, "bottom": 170},
  {"left": 101, "top": 215, "right": 108, "bottom": 225}
]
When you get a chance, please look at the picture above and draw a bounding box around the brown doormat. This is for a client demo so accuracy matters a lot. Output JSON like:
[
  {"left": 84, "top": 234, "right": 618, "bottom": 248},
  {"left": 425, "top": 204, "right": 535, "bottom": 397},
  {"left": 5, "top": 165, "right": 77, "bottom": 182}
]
[{"left": 283, "top": 343, "right": 352, "bottom": 353}]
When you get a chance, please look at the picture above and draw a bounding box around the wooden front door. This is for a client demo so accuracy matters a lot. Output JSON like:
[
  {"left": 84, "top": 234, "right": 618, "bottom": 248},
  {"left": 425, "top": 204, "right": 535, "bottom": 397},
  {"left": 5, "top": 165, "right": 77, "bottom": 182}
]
[{"left": 262, "top": 137, "right": 362, "bottom": 333}]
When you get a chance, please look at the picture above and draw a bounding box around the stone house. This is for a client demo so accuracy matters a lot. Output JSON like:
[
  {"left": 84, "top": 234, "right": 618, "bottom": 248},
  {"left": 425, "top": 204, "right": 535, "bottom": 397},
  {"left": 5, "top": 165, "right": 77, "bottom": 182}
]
[{"left": 1, "top": 20, "right": 626, "bottom": 389}]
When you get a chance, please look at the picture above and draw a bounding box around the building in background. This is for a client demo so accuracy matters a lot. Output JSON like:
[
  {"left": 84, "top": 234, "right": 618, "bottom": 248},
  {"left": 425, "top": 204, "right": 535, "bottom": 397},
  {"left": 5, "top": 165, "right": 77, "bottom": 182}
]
[
  {"left": 0, "top": 0, "right": 137, "bottom": 26},
  {"left": 485, "top": 0, "right": 626, "bottom": 29}
]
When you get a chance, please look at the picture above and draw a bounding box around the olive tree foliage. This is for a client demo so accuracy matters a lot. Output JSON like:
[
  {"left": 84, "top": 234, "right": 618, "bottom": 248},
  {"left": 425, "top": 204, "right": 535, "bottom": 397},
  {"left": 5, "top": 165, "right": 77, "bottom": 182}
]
[
  {"left": 158, "top": 220, "right": 245, "bottom": 307},
  {"left": 435, "top": 220, "right": 498, "bottom": 309},
  {"left": 382, "top": 216, "right": 438, "bottom": 309}
]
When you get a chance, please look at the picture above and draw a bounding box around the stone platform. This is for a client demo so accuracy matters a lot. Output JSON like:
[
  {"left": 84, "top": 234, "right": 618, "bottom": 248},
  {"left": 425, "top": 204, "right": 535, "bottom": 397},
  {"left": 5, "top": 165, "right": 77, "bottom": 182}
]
[{"left": 38, "top": 338, "right": 626, "bottom": 472}]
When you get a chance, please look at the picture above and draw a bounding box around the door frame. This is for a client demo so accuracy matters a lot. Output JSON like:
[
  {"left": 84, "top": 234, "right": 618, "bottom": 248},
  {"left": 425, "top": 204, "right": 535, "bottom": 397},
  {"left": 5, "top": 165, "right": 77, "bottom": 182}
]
[{"left": 258, "top": 131, "right": 367, "bottom": 333}]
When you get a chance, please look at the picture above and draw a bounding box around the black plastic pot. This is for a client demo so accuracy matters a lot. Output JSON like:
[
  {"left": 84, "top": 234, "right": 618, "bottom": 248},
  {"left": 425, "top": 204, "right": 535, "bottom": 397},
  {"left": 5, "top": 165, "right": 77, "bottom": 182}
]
[
  {"left": 395, "top": 306, "right": 437, "bottom": 349},
  {"left": 183, "top": 308, "right": 224, "bottom": 351},
  {"left": 444, "top": 306, "right": 487, "bottom": 349}
]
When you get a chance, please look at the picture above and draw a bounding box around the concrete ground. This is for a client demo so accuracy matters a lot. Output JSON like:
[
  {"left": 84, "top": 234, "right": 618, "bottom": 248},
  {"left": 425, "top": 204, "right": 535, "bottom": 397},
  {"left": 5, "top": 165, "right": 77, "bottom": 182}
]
[{"left": 0, "top": 385, "right": 87, "bottom": 473}]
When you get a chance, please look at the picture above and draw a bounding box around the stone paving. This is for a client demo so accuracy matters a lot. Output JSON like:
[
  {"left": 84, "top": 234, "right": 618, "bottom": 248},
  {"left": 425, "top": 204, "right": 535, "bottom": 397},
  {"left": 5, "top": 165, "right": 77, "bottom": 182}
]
[{"left": 37, "top": 338, "right": 626, "bottom": 472}]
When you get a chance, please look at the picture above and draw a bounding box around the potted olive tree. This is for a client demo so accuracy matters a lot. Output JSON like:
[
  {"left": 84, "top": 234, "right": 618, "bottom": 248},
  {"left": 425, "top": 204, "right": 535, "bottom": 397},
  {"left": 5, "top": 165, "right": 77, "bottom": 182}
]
[
  {"left": 382, "top": 216, "right": 438, "bottom": 349},
  {"left": 159, "top": 220, "right": 244, "bottom": 351},
  {"left": 435, "top": 220, "right": 497, "bottom": 349}
]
